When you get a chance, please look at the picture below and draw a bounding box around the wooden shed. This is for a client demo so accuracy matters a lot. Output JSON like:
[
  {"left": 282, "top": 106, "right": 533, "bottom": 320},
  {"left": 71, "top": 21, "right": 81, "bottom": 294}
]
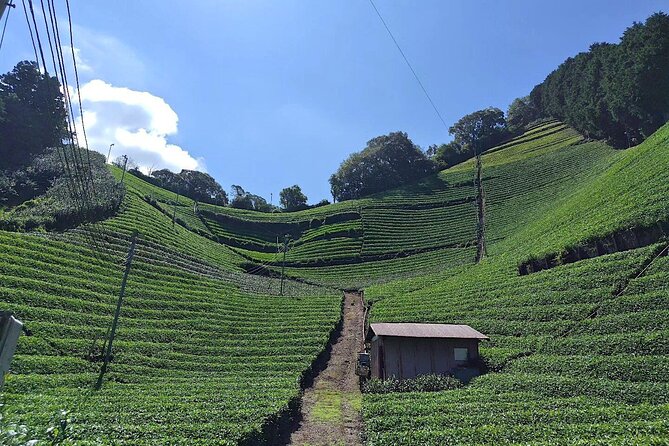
[{"left": 367, "top": 323, "right": 488, "bottom": 380}]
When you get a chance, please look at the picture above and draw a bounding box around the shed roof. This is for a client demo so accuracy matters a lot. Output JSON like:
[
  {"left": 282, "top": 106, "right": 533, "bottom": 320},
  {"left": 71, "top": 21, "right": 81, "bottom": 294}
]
[{"left": 369, "top": 323, "right": 488, "bottom": 340}]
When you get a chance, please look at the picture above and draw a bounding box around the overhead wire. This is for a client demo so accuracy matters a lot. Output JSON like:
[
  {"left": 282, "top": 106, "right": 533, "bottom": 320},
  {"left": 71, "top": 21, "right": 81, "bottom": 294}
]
[
  {"left": 25, "top": 0, "right": 104, "bottom": 252},
  {"left": 27, "top": 0, "right": 80, "bottom": 210},
  {"left": 0, "top": 1, "right": 12, "bottom": 53},
  {"left": 366, "top": 0, "right": 449, "bottom": 132},
  {"left": 20, "top": 0, "right": 40, "bottom": 69},
  {"left": 48, "top": 0, "right": 106, "bottom": 253},
  {"left": 47, "top": 0, "right": 93, "bottom": 201},
  {"left": 65, "top": 0, "right": 94, "bottom": 192},
  {"left": 40, "top": 0, "right": 85, "bottom": 190}
]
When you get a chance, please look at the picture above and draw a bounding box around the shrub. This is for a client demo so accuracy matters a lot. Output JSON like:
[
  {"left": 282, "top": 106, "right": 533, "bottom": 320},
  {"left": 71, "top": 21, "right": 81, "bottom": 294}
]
[{"left": 362, "top": 374, "right": 462, "bottom": 394}]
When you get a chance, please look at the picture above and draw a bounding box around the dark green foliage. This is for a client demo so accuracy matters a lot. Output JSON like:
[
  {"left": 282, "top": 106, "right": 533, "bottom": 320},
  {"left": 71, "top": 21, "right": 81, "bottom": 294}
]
[
  {"left": 430, "top": 141, "right": 467, "bottom": 168},
  {"left": 362, "top": 375, "right": 462, "bottom": 394},
  {"left": 230, "top": 185, "right": 274, "bottom": 212},
  {"left": 329, "top": 132, "right": 435, "bottom": 202},
  {"left": 0, "top": 61, "right": 67, "bottom": 169},
  {"left": 135, "top": 168, "right": 228, "bottom": 206},
  {"left": 279, "top": 185, "right": 308, "bottom": 211},
  {"left": 179, "top": 170, "right": 228, "bottom": 205},
  {"left": 530, "top": 13, "right": 669, "bottom": 146},
  {"left": 448, "top": 107, "right": 509, "bottom": 155},
  {"left": 429, "top": 108, "right": 509, "bottom": 169},
  {"left": 0, "top": 148, "right": 123, "bottom": 231},
  {"left": 506, "top": 96, "right": 541, "bottom": 134}
]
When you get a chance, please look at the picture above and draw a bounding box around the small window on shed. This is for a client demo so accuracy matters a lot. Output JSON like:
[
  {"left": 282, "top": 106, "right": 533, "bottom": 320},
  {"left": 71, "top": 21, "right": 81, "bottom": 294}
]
[{"left": 454, "top": 348, "right": 468, "bottom": 362}]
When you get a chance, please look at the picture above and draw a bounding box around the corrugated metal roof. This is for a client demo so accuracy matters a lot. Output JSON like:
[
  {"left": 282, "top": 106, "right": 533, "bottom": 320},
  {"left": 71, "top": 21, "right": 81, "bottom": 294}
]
[{"left": 369, "top": 323, "right": 488, "bottom": 340}]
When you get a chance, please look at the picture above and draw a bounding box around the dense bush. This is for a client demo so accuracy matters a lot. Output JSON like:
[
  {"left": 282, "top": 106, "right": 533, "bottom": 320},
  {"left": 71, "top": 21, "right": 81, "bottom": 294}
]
[
  {"left": 0, "top": 148, "right": 123, "bottom": 231},
  {"left": 362, "top": 374, "right": 462, "bottom": 394}
]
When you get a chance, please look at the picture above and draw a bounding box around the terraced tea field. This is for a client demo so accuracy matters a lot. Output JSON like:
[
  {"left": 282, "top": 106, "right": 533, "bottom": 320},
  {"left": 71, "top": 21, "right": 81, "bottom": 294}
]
[
  {"left": 2, "top": 120, "right": 668, "bottom": 445},
  {"left": 362, "top": 122, "right": 669, "bottom": 444},
  {"left": 1, "top": 190, "right": 341, "bottom": 444}
]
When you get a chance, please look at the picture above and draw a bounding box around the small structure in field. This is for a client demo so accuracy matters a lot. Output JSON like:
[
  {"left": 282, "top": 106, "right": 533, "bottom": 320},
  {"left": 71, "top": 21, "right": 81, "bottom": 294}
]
[
  {"left": 0, "top": 312, "right": 23, "bottom": 388},
  {"left": 366, "top": 323, "right": 488, "bottom": 381}
]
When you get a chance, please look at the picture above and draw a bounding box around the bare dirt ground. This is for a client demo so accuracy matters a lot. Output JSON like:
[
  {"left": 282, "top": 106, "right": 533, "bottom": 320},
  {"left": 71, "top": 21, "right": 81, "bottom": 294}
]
[{"left": 289, "top": 291, "right": 365, "bottom": 446}]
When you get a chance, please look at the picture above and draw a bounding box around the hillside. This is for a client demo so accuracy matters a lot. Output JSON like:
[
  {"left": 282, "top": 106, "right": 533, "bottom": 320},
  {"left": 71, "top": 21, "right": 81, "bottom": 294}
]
[{"left": 1, "top": 120, "right": 669, "bottom": 444}]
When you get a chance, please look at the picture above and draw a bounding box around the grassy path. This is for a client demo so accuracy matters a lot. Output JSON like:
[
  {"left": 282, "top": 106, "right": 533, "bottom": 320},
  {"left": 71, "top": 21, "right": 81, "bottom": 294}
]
[{"left": 289, "top": 292, "right": 364, "bottom": 446}]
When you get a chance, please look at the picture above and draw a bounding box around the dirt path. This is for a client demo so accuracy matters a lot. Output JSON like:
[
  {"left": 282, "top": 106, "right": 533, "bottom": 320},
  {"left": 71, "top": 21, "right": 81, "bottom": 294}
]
[{"left": 289, "top": 292, "right": 365, "bottom": 446}]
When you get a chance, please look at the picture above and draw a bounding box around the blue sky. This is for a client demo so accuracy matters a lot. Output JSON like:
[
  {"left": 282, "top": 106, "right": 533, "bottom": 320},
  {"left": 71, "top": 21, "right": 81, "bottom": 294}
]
[{"left": 2, "top": 1, "right": 666, "bottom": 203}]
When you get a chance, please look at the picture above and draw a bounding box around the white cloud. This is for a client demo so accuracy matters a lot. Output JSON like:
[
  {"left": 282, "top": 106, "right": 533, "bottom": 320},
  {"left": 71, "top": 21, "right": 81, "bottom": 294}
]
[
  {"left": 61, "top": 45, "right": 93, "bottom": 73},
  {"left": 75, "top": 79, "right": 203, "bottom": 173},
  {"left": 67, "top": 24, "right": 147, "bottom": 87}
]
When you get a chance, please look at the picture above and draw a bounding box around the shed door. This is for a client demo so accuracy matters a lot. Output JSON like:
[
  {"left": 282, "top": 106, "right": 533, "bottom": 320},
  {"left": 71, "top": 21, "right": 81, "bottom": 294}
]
[{"left": 379, "top": 344, "right": 385, "bottom": 379}]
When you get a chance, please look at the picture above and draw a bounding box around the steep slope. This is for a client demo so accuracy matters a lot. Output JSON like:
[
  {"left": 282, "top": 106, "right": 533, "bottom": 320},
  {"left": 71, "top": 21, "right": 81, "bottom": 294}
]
[
  {"left": 1, "top": 186, "right": 341, "bottom": 444},
  {"left": 2, "top": 120, "right": 668, "bottom": 445},
  {"left": 362, "top": 122, "right": 669, "bottom": 444},
  {"left": 186, "top": 122, "right": 592, "bottom": 289}
]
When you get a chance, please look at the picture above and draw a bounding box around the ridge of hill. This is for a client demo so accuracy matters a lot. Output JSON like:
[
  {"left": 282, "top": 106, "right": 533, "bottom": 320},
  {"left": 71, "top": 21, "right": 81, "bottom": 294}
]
[{"left": 1, "top": 120, "right": 668, "bottom": 444}]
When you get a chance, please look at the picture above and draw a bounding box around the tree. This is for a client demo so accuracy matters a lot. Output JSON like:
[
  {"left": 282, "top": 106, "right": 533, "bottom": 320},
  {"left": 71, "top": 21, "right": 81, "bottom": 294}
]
[
  {"left": 506, "top": 96, "right": 540, "bottom": 134},
  {"left": 606, "top": 13, "right": 669, "bottom": 142},
  {"left": 329, "top": 132, "right": 435, "bottom": 202},
  {"left": 279, "top": 185, "right": 308, "bottom": 211},
  {"left": 529, "top": 13, "right": 669, "bottom": 147},
  {"left": 0, "top": 61, "right": 67, "bottom": 168},
  {"left": 431, "top": 141, "right": 468, "bottom": 169},
  {"left": 112, "top": 155, "right": 137, "bottom": 170},
  {"left": 151, "top": 169, "right": 181, "bottom": 189},
  {"left": 230, "top": 185, "right": 273, "bottom": 212},
  {"left": 448, "top": 107, "right": 508, "bottom": 155},
  {"left": 179, "top": 170, "right": 228, "bottom": 205}
]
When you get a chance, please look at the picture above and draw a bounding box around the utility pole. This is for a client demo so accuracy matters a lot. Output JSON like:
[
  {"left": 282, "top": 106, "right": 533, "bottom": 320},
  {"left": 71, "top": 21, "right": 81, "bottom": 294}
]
[
  {"left": 119, "top": 155, "right": 128, "bottom": 185},
  {"left": 106, "top": 143, "right": 115, "bottom": 163},
  {"left": 474, "top": 145, "right": 487, "bottom": 263},
  {"left": 0, "top": 2, "right": 15, "bottom": 22},
  {"left": 280, "top": 234, "right": 289, "bottom": 296},
  {"left": 172, "top": 192, "right": 180, "bottom": 228},
  {"left": 95, "top": 230, "right": 138, "bottom": 390}
]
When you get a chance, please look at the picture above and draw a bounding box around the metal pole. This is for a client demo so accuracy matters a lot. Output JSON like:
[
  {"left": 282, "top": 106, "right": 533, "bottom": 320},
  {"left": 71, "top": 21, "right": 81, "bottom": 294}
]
[
  {"left": 106, "top": 143, "right": 115, "bottom": 163},
  {"left": 119, "top": 155, "right": 128, "bottom": 185},
  {"left": 95, "top": 230, "right": 138, "bottom": 390},
  {"left": 280, "top": 235, "right": 288, "bottom": 296},
  {"left": 172, "top": 192, "right": 179, "bottom": 228}
]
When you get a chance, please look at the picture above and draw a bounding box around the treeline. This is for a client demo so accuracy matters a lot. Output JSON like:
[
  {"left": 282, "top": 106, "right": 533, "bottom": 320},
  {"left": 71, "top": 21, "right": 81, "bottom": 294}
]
[
  {"left": 129, "top": 167, "right": 230, "bottom": 206},
  {"left": 131, "top": 167, "right": 326, "bottom": 212},
  {"left": 329, "top": 12, "right": 669, "bottom": 202},
  {"left": 329, "top": 108, "right": 514, "bottom": 202},
  {"left": 4, "top": 13, "right": 668, "bottom": 212},
  {"left": 530, "top": 12, "right": 669, "bottom": 147}
]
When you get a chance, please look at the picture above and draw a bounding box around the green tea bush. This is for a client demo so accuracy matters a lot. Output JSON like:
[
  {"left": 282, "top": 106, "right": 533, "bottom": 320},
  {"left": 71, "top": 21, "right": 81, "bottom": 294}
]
[{"left": 363, "top": 374, "right": 462, "bottom": 394}]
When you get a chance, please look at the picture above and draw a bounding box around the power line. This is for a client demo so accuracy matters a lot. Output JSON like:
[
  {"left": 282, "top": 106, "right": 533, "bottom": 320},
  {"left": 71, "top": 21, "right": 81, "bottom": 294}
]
[
  {"left": 65, "top": 0, "right": 94, "bottom": 192},
  {"left": 366, "top": 0, "right": 449, "bottom": 132},
  {"left": 20, "top": 0, "right": 39, "bottom": 68},
  {"left": 0, "top": 2, "right": 13, "bottom": 53}
]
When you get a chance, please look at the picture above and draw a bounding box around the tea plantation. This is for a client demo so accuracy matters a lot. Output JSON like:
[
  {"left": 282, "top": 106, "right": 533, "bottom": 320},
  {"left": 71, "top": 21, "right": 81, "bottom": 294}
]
[
  {"left": 362, "top": 122, "right": 669, "bottom": 444},
  {"left": 1, "top": 120, "right": 668, "bottom": 444}
]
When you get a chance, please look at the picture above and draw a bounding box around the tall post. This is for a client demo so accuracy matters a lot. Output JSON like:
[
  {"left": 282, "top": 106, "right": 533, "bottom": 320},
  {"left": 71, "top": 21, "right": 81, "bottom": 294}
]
[
  {"left": 95, "top": 230, "right": 138, "bottom": 390},
  {"left": 280, "top": 234, "right": 288, "bottom": 296},
  {"left": 172, "top": 192, "right": 180, "bottom": 228},
  {"left": 119, "top": 155, "right": 128, "bottom": 185},
  {"left": 106, "top": 143, "right": 115, "bottom": 163},
  {"left": 474, "top": 144, "right": 487, "bottom": 263},
  {"left": 0, "top": 2, "right": 15, "bottom": 21}
]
